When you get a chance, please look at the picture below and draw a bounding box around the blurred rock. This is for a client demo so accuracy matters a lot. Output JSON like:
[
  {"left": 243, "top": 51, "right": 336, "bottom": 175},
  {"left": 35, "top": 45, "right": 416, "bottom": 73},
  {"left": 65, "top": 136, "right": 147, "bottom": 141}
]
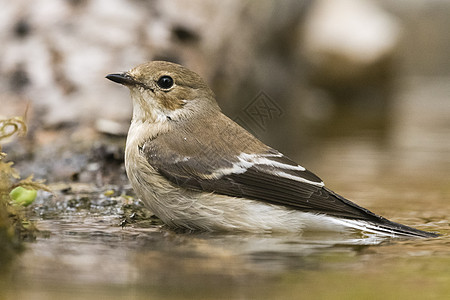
[
  {"left": 95, "top": 119, "right": 128, "bottom": 137},
  {"left": 301, "top": 0, "right": 401, "bottom": 84},
  {"left": 297, "top": 0, "right": 402, "bottom": 137}
]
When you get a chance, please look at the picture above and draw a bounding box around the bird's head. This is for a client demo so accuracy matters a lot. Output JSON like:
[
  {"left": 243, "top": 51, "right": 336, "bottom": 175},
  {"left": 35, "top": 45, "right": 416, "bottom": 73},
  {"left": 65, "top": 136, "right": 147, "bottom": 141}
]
[{"left": 106, "top": 61, "right": 217, "bottom": 122}]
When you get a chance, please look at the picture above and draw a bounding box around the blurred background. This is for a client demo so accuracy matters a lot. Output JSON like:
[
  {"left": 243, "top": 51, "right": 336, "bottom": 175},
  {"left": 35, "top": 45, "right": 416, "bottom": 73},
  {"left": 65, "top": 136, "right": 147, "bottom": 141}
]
[
  {"left": 1, "top": 0, "right": 449, "bottom": 185},
  {"left": 1, "top": 1, "right": 449, "bottom": 299}
]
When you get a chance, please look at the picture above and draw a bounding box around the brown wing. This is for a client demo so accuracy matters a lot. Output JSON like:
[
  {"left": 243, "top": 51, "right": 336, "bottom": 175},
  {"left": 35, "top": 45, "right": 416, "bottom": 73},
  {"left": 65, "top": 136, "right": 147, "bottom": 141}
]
[{"left": 142, "top": 123, "right": 382, "bottom": 222}]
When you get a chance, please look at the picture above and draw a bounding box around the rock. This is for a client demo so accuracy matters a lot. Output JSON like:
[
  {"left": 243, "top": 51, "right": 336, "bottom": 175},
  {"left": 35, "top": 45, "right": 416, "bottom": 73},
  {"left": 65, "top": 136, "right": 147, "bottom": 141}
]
[{"left": 301, "top": 0, "right": 401, "bottom": 83}]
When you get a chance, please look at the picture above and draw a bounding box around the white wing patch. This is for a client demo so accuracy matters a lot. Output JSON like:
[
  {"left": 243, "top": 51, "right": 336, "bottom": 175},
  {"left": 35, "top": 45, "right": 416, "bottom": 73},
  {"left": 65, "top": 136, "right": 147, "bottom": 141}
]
[
  {"left": 239, "top": 153, "right": 306, "bottom": 171},
  {"left": 206, "top": 152, "right": 324, "bottom": 187},
  {"left": 205, "top": 158, "right": 253, "bottom": 178},
  {"left": 271, "top": 170, "right": 324, "bottom": 187}
]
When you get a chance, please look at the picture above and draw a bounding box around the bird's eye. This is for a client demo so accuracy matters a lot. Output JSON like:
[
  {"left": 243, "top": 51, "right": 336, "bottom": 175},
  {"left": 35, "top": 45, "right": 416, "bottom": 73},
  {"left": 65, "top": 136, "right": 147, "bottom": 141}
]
[{"left": 157, "top": 75, "right": 174, "bottom": 89}]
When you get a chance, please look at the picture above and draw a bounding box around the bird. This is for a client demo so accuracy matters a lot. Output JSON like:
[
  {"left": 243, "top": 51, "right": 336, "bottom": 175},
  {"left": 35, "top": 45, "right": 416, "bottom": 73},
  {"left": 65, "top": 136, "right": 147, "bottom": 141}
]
[{"left": 106, "top": 61, "right": 438, "bottom": 238}]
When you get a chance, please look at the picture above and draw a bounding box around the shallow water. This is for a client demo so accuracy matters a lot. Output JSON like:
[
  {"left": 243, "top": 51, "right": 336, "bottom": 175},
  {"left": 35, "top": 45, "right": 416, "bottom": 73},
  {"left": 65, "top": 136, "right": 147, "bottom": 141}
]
[
  {"left": 1, "top": 78, "right": 450, "bottom": 299},
  {"left": 1, "top": 192, "right": 448, "bottom": 300}
]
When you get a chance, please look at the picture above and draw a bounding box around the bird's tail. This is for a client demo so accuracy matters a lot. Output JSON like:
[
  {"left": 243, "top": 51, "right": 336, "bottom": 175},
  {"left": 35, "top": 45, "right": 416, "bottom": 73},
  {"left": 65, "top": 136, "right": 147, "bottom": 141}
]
[
  {"left": 323, "top": 188, "right": 439, "bottom": 238},
  {"left": 332, "top": 217, "right": 439, "bottom": 238}
]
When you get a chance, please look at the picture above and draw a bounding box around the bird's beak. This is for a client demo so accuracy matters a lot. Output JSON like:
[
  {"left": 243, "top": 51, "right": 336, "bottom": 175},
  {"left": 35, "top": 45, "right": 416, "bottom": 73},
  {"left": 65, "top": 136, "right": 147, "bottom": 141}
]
[{"left": 106, "top": 72, "right": 138, "bottom": 86}]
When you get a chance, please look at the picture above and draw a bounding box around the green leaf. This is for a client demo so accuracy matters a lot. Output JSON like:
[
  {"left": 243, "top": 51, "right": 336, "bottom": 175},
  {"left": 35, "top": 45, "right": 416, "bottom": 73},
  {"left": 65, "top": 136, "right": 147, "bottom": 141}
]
[{"left": 9, "top": 186, "right": 37, "bottom": 207}]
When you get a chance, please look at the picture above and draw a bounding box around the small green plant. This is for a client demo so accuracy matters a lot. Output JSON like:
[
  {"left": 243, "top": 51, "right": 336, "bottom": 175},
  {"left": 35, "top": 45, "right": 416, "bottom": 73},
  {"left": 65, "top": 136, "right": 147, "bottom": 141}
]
[{"left": 0, "top": 116, "right": 50, "bottom": 263}]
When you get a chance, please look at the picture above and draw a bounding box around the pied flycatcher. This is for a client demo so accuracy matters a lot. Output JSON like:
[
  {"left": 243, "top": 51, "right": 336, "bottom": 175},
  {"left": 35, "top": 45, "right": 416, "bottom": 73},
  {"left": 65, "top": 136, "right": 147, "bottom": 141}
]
[{"left": 106, "top": 61, "right": 437, "bottom": 238}]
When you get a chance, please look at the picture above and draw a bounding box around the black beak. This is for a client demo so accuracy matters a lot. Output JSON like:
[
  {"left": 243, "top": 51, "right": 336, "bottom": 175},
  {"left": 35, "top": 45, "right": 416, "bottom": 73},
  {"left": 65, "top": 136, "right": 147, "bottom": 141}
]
[{"left": 106, "top": 72, "right": 137, "bottom": 86}]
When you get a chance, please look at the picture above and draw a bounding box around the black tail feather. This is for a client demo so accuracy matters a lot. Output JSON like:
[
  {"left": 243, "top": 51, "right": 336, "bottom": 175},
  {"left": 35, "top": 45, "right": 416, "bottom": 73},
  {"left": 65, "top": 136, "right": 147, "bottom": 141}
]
[{"left": 325, "top": 188, "right": 439, "bottom": 238}]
